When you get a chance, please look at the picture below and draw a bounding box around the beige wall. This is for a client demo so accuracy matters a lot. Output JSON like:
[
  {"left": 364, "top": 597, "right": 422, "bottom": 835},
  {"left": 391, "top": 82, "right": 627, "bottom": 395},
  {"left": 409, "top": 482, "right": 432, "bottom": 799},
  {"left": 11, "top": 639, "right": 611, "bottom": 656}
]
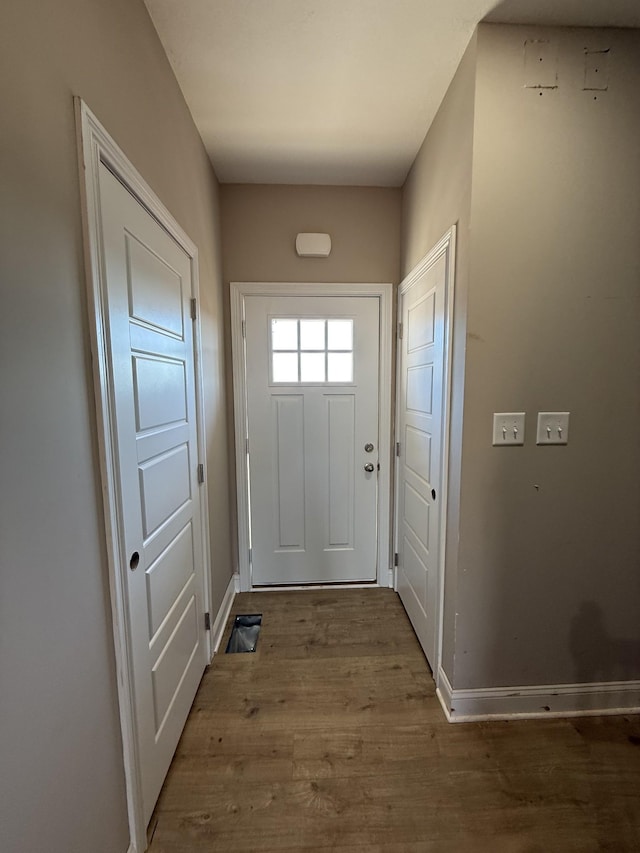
[
  {"left": 221, "top": 184, "right": 402, "bottom": 284},
  {"left": 456, "top": 23, "right": 640, "bottom": 689},
  {"left": 401, "top": 33, "right": 477, "bottom": 277},
  {"left": 401, "top": 34, "right": 477, "bottom": 676},
  {"left": 402, "top": 23, "right": 640, "bottom": 692},
  {"left": 0, "top": 1, "right": 231, "bottom": 851}
]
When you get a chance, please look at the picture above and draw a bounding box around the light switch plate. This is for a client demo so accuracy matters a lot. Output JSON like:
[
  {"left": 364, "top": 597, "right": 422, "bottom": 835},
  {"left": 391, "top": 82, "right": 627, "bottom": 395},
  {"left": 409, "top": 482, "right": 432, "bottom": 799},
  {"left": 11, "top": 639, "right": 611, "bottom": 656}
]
[
  {"left": 536, "top": 412, "right": 570, "bottom": 445},
  {"left": 493, "top": 413, "right": 526, "bottom": 446}
]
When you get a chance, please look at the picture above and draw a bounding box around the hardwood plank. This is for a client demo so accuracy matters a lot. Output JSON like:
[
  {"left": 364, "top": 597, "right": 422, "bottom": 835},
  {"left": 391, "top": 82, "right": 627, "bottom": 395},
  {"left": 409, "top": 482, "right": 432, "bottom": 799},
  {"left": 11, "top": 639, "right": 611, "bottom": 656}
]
[{"left": 148, "top": 589, "right": 640, "bottom": 852}]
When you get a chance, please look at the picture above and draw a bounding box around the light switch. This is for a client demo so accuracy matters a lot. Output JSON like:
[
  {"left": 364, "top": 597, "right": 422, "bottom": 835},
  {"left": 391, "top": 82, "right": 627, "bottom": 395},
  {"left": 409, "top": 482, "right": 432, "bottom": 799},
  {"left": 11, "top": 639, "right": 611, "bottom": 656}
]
[
  {"left": 492, "top": 413, "right": 526, "bottom": 446},
  {"left": 536, "top": 412, "right": 570, "bottom": 445}
]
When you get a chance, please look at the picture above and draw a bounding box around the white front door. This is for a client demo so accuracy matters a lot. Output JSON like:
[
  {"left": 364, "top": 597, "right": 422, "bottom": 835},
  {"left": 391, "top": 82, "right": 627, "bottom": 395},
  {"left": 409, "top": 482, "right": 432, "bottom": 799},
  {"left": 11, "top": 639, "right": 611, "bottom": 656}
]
[
  {"left": 244, "top": 295, "right": 380, "bottom": 585},
  {"left": 99, "top": 163, "right": 208, "bottom": 824},
  {"left": 396, "top": 234, "right": 453, "bottom": 668}
]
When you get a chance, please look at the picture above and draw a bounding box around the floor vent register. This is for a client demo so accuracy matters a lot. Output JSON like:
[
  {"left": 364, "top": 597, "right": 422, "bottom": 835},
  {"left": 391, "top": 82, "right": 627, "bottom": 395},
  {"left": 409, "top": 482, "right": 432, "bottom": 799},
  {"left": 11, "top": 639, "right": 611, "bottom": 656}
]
[{"left": 225, "top": 614, "right": 262, "bottom": 653}]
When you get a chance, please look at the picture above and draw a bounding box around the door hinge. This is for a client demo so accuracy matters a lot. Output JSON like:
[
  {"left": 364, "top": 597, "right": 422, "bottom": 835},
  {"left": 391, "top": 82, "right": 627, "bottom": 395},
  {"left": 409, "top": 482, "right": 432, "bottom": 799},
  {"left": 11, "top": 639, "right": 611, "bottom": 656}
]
[
  {"left": 204, "top": 612, "right": 211, "bottom": 631},
  {"left": 394, "top": 552, "right": 399, "bottom": 567},
  {"left": 397, "top": 321, "right": 403, "bottom": 340},
  {"left": 396, "top": 441, "right": 400, "bottom": 457},
  {"left": 190, "top": 298, "right": 197, "bottom": 321},
  {"left": 197, "top": 463, "right": 205, "bottom": 484},
  {"left": 242, "top": 319, "right": 246, "bottom": 338}
]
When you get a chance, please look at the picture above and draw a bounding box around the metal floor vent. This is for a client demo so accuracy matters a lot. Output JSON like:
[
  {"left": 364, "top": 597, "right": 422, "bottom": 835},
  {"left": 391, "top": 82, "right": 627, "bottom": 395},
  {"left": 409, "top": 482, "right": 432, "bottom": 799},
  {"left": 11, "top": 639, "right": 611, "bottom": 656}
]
[{"left": 225, "top": 614, "right": 262, "bottom": 653}]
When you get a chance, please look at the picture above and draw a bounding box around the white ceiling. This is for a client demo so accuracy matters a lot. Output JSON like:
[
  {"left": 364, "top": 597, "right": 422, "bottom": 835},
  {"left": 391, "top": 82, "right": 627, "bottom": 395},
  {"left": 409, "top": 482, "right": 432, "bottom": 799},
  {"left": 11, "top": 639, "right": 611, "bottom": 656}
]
[{"left": 143, "top": 0, "right": 640, "bottom": 186}]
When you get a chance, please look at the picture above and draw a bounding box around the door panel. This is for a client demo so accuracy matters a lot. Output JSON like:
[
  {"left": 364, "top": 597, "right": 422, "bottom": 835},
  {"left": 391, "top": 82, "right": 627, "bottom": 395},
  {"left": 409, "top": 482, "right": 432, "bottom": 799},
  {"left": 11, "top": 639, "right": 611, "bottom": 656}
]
[
  {"left": 407, "top": 364, "right": 433, "bottom": 414},
  {"left": 98, "top": 163, "right": 207, "bottom": 825},
  {"left": 327, "top": 395, "right": 355, "bottom": 547},
  {"left": 126, "top": 233, "right": 185, "bottom": 335},
  {"left": 245, "top": 296, "right": 379, "bottom": 585},
  {"left": 150, "top": 595, "right": 199, "bottom": 730},
  {"left": 139, "top": 445, "right": 191, "bottom": 535},
  {"left": 133, "top": 357, "right": 187, "bottom": 430},
  {"left": 146, "top": 523, "right": 194, "bottom": 636},
  {"left": 273, "top": 394, "right": 305, "bottom": 548},
  {"left": 404, "top": 482, "right": 430, "bottom": 549},
  {"left": 397, "top": 248, "right": 448, "bottom": 668}
]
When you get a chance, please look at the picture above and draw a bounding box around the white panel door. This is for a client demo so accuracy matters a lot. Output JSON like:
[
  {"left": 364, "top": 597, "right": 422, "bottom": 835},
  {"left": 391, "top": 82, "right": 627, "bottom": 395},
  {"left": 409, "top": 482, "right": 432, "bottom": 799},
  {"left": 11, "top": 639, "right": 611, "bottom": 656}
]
[
  {"left": 397, "top": 248, "right": 448, "bottom": 668},
  {"left": 245, "top": 296, "right": 380, "bottom": 585},
  {"left": 98, "top": 163, "right": 207, "bottom": 824}
]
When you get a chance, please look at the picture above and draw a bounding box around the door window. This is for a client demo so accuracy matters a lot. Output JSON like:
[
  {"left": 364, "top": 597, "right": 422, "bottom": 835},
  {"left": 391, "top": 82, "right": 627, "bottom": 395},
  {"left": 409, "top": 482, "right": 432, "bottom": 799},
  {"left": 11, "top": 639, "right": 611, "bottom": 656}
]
[{"left": 270, "top": 318, "right": 354, "bottom": 384}]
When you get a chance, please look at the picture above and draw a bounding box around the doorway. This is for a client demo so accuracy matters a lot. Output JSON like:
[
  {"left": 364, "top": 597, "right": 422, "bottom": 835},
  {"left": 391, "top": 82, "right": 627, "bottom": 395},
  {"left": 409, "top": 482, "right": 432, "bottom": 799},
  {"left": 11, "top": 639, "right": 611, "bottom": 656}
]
[
  {"left": 231, "top": 283, "right": 393, "bottom": 590},
  {"left": 395, "top": 227, "right": 455, "bottom": 671},
  {"left": 77, "top": 101, "right": 212, "bottom": 852}
]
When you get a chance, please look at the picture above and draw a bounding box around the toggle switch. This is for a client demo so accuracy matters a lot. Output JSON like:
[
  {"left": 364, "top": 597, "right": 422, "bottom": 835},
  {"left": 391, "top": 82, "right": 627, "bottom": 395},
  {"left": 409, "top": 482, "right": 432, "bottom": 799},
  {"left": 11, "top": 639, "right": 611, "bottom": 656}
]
[
  {"left": 536, "top": 412, "right": 570, "bottom": 445},
  {"left": 492, "top": 413, "right": 526, "bottom": 446}
]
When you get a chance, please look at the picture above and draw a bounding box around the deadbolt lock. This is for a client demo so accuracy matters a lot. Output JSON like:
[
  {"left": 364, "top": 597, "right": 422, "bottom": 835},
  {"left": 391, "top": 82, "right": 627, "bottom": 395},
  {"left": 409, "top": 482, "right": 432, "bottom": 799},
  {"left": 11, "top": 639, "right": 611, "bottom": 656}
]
[{"left": 364, "top": 442, "right": 374, "bottom": 452}]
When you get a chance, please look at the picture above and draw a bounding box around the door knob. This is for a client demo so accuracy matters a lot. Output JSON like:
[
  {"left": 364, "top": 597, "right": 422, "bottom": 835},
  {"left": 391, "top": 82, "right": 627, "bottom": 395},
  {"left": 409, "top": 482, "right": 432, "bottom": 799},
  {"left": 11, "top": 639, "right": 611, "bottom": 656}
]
[
  {"left": 364, "top": 463, "right": 375, "bottom": 473},
  {"left": 129, "top": 551, "right": 140, "bottom": 571}
]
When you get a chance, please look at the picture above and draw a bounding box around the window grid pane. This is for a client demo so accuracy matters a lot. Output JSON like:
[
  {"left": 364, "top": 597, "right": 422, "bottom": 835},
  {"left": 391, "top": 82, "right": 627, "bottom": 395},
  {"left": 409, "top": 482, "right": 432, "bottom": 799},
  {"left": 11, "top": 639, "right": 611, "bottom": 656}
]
[
  {"left": 300, "top": 352, "right": 326, "bottom": 382},
  {"left": 327, "top": 319, "right": 353, "bottom": 351},
  {"left": 272, "top": 352, "right": 299, "bottom": 383},
  {"left": 300, "top": 319, "right": 326, "bottom": 351},
  {"left": 328, "top": 352, "right": 353, "bottom": 383},
  {"left": 271, "top": 318, "right": 298, "bottom": 351}
]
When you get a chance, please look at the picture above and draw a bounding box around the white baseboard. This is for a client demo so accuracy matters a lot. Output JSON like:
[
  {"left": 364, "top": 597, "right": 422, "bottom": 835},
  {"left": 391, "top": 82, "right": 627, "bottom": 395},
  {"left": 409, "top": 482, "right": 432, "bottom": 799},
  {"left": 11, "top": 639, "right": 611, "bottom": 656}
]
[
  {"left": 209, "top": 573, "right": 238, "bottom": 657},
  {"left": 436, "top": 666, "right": 454, "bottom": 719},
  {"left": 249, "top": 582, "right": 378, "bottom": 592},
  {"left": 436, "top": 665, "right": 640, "bottom": 722}
]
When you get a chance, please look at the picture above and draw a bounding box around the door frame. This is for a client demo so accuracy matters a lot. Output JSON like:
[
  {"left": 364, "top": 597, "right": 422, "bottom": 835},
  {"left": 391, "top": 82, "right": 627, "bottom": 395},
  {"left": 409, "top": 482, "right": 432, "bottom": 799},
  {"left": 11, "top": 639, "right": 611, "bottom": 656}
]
[
  {"left": 394, "top": 226, "right": 456, "bottom": 684},
  {"left": 75, "top": 99, "right": 213, "bottom": 853},
  {"left": 231, "top": 282, "right": 393, "bottom": 592}
]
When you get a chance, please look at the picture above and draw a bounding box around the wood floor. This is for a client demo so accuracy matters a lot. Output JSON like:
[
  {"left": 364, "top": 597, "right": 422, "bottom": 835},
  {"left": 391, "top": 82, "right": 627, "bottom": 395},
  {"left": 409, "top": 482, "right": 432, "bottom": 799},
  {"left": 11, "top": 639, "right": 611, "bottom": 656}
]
[{"left": 148, "top": 589, "right": 640, "bottom": 852}]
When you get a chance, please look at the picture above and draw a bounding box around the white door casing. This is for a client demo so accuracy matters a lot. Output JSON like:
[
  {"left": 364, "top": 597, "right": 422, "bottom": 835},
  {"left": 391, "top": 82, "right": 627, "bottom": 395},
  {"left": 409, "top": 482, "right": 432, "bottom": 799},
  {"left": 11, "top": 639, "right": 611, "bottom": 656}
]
[
  {"left": 231, "top": 282, "right": 393, "bottom": 591},
  {"left": 395, "top": 228, "right": 455, "bottom": 671},
  {"left": 245, "top": 295, "right": 379, "bottom": 585},
  {"left": 76, "top": 101, "right": 212, "bottom": 853}
]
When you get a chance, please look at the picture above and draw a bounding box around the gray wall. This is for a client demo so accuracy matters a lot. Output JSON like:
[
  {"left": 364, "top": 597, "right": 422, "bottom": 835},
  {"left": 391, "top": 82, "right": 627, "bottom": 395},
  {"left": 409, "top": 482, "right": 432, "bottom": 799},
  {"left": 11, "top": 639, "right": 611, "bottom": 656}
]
[
  {"left": 456, "top": 23, "right": 640, "bottom": 689},
  {"left": 402, "top": 23, "right": 640, "bottom": 692},
  {"left": 401, "top": 35, "right": 477, "bottom": 677},
  {"left": 0, "top": 1, "right": 231, "bottom": 851}
]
